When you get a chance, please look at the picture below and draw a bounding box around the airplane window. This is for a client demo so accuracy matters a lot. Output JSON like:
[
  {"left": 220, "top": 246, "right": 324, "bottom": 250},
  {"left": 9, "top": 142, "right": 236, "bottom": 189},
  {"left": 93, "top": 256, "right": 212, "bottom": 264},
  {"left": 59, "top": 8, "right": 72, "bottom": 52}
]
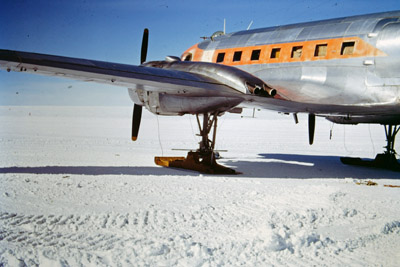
[
  {"left": 270, "top": 48, "right": 281, "bottom": 59},
  {"left": 216, "top": 52, "right": 225, "bottom": 63},
  {"left": 341, "top": 41, "right": 355, "bottom": 55},
  {"left": 291, "top": 46, "right": 303, "bottom": 58},
  {"left": 233, "top": 51, "right": 242, "bottom": 62},
  {"left": 251, "top": 49, "right": 261, "bottom": 61},
  {"left": 184, "top": 54, "right": 192, "bottom": 61},
  {"left": 314, "top": 44, "right": 327, "bottom": 57}
]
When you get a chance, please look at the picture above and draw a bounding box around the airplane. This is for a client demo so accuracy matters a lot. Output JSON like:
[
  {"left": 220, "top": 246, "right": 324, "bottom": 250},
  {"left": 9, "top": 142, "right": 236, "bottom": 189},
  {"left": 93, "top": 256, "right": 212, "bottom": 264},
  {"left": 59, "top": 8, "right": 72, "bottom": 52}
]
[{"left": 1, "top": 10, "right": 400, "bottom": 174}]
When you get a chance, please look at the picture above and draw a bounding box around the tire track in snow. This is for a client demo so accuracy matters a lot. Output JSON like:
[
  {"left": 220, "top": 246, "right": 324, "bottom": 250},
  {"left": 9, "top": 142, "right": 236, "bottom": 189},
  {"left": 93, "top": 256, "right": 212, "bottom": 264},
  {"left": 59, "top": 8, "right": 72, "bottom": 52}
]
[{"left": 1, "top": 208, "right": 399, "bottom": 266}]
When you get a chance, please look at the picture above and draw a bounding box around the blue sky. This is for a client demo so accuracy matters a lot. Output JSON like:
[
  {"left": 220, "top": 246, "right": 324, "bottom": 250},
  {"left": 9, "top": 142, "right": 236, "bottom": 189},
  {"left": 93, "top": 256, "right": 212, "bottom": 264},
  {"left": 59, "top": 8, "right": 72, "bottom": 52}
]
[{"left": 1, "top": 0, "right": 399, "bottom": 105}]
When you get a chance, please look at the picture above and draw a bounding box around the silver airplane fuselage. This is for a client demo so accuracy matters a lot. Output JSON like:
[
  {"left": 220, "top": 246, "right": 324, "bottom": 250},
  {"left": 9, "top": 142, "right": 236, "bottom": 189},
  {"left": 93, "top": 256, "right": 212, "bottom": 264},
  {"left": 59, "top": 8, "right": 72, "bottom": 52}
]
[{"left": 182, "top": 11, "right": 400, "bottom": 121}]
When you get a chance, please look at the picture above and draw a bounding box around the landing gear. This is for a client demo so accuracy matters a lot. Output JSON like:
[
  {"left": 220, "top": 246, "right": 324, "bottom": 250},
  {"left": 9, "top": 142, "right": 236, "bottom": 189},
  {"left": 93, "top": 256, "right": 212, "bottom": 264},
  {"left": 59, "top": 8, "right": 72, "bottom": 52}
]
[
  {"left": 341, "top": 124, "right": 400, "bottom": 171},
  {"left": 155, "top": 112, "right": 239, "bottom": 174}
]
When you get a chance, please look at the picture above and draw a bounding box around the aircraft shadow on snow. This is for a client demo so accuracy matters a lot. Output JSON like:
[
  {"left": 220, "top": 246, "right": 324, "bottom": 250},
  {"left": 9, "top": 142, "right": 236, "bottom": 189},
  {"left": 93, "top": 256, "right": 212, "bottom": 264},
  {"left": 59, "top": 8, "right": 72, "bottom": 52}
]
[
  {"left": 0, "top": 153, "right": 399, "bottom": 179},
  {"left": 0, "top": 165, "right": 191, "bottom": 176},
  {"left": 225, "top": 153, "right": 400, "bottom": 179}
]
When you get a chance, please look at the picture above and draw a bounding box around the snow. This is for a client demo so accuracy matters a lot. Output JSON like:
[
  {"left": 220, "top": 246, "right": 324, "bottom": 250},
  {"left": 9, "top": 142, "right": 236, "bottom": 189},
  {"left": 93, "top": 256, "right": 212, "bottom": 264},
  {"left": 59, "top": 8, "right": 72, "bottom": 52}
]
[{"left": 0, "top": 106, "right": 399, "bottom": 266}]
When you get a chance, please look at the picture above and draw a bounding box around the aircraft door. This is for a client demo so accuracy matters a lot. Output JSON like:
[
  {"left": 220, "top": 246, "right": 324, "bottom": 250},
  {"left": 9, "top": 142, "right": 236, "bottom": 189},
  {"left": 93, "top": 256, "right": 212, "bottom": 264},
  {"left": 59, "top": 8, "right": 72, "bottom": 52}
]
[{"left": 375, "top": 22, "right": 400, "bottom": 78}]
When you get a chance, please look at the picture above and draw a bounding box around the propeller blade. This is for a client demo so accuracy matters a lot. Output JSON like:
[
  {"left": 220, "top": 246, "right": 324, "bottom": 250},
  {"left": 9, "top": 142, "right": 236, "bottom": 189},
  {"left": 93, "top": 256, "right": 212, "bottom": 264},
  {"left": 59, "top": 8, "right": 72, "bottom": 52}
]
[
  {"left": 132, "top": 28, "right": 148, "bottom": 141},
  {"left": 308, "top": 114, "right": 315, "bottom": 145},
  {"left": 132, "top": 104, "right": 142, "bottom": 141},
  {"left": 141, "top": 28, "right": 149, "bottom": 64}
]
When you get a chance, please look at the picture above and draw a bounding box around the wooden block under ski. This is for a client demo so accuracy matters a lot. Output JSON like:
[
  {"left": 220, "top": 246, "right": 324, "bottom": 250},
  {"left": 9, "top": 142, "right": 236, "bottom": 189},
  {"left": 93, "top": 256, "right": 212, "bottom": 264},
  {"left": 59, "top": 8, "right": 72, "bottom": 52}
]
[{"left": 155, "top": 152, "right": 240, "bottom": 174}]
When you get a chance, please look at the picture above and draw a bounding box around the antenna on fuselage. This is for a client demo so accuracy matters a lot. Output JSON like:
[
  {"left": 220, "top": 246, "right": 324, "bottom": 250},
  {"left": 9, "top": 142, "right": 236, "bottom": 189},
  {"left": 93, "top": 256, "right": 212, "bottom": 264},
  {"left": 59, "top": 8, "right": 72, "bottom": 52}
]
[
  {"left": 247, "top": 20, "right": 253, "bottom": 30},
  {"left": 224, "top": 18, "right": 226, "bottom": 34}
]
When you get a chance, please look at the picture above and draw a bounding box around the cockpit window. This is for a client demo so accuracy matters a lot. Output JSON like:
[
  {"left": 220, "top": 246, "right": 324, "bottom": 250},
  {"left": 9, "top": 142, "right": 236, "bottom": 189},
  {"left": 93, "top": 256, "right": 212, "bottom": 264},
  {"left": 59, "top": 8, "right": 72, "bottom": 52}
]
[{"left": 184, "top": 53, "right": 192, "bottom": 61}]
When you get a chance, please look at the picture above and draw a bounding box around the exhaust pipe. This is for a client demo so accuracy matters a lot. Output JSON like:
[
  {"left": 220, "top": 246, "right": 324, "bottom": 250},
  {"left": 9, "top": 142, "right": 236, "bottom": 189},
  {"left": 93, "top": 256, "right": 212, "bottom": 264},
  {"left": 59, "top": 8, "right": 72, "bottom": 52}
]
[{"left": 246, "top": 82, "right": 276, "bottom": 97}]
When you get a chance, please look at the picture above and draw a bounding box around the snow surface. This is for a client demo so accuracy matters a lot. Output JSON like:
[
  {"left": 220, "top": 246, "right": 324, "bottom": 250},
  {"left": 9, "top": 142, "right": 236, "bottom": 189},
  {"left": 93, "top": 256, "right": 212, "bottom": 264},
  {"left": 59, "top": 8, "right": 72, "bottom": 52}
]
[{"left": 0, "top": 106, "right": 399, "bottom": 266}]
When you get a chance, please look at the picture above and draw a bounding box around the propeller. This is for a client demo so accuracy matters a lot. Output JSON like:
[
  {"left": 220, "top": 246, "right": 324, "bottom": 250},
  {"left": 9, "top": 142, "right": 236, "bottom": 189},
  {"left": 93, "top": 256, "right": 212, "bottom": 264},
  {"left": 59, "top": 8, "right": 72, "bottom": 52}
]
[
  {"left": 132, "top": 103, "right": 143, "bottom": 141},
  {"left": 308, "top": 114, "right": 315, "bottom": 145},
  {"left": 141, "top": 28, "right": 149, "bottom": 64},
  {"left": 132, "top": 28, "right": 149, "bottom": 141}
]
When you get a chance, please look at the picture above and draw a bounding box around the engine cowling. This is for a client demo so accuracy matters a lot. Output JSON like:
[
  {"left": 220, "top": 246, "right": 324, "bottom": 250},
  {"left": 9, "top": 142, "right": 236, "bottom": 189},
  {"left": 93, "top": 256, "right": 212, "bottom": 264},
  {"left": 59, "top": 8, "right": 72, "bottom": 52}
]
[
  {"left": 142, "top": 57, "right": 276, "bottom": 96},
  {"left": 128, "top": 88, "right": 243, "bottom": 115}
]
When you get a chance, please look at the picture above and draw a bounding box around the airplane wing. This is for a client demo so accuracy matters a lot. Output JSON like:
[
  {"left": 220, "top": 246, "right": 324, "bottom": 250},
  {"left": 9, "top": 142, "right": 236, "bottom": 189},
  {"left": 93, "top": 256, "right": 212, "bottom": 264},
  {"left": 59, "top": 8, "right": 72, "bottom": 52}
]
[{"left": 0, "top": 49, "right": 243, "bottom": 97}]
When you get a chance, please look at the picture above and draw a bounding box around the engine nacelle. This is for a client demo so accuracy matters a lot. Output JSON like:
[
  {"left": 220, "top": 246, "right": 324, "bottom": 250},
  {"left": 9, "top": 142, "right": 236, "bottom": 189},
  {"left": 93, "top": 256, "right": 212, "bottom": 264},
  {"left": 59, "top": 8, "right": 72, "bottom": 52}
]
[
  {"left": 142, "top": 57, "right": 276, "bottom": 96},
  {"left": 129, "top": 57, "right": 276, "bottom": 115},
  {"left": 128, "top": 88, "right": 242, "bottom": 115}
]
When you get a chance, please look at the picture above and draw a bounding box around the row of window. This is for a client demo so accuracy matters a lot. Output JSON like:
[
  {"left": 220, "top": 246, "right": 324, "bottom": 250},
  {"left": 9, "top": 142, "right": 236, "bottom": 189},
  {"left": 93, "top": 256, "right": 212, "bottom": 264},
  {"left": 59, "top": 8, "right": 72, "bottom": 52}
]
[{"left": 215, "top": 41, "right": 356, "bottom": 63}]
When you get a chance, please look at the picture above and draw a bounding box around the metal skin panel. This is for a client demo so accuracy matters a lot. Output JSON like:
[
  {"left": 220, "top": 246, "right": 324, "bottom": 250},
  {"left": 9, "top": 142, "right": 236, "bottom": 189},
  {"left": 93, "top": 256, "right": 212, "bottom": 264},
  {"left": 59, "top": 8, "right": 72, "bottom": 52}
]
[
  {"left": 237, "top": 59, "right": 398, "bottom": 112},
  {"left": 198, "top": 11, "right": 400, "bottom": 50},
  {"left": 238, "top": 63, "right": 366, "bottom": 105}
]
